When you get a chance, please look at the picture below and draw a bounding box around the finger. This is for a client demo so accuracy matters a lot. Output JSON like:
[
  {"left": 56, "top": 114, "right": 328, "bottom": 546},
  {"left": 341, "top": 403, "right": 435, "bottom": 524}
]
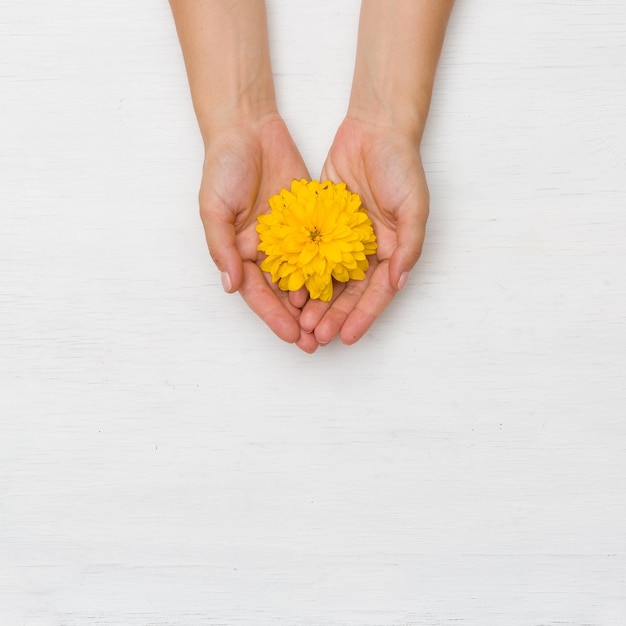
[
  {"left": 340, "top": 260, "right": 396, "bottom": 345},
  {"left": 319, "top": 161, "right": 344, "bottom": 189},
  {"left": 200, "top": 210, "right": 244, "bottom": 293},
  {"left": 238, "top": 261, "right": 301, "bottom": 344},
  {"left": 296, "top": 328, "right": 319, "bottom": 354},
  {"left": 260, "top": 267, "right": 304, "bottom": 321},
  {"left": 388, "top": 201, "right": 428, "bottom": 291},
  {"left": 299, "top": 280, "right": 347, "bottom": 334},
  {"left": 288, "top": 286, "right": 309, "bottom": 310},
  {"left": 315, "top": 278, "right": 369, "bottom": 344}
]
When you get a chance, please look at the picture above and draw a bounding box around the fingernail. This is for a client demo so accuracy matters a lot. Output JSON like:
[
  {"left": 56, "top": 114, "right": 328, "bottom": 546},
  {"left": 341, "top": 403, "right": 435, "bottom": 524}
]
[
  {"left": 220, "top": 271, "right": 232, "bottom": 293},
  {"left": 398, "top": 271, "right": 410, "bottom": 291}
]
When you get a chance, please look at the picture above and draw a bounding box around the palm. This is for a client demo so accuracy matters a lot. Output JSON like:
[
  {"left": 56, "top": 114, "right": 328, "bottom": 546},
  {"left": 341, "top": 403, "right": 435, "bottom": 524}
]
[
  {"left": 199, "top": 115, "right": 318, "bottom": 352},
  {"left": 200, "top": 116, "right": 304, "bottom": 259},
  {"left": 301, "top": 117, "right": 430, "bottom": 344}
]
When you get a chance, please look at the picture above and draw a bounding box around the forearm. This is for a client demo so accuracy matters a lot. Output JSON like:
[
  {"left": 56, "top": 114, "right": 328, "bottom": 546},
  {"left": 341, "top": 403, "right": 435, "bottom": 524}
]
[
  {"left": 349, "top": 0, "right": 454, "bottom": 140},
  {"left": 169, "top": 0, "right": 277, "bottom": 142}
]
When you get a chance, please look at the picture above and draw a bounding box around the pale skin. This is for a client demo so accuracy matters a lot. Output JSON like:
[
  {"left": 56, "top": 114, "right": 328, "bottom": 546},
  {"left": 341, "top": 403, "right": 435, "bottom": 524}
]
[{"left": 169, "top": 0, "right": 454, "bottom": 352}]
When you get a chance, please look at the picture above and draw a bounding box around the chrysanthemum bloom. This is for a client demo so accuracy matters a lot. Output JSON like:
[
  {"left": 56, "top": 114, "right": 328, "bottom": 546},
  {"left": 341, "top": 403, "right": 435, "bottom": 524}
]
[{"left": 256, "top": 179, "right": 377, "bottom": 302}]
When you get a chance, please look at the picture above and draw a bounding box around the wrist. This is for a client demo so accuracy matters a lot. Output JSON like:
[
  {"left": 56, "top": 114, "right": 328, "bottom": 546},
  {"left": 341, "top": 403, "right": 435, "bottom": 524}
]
[
  {"left": 346, "top": 87, "right": 428, "bottom": 143},
  {"left": 198, "top": 93, "right": 279, "bottom": 144},
  {"left": 195, "top": 50, "right": 278, "bottom": 141}
]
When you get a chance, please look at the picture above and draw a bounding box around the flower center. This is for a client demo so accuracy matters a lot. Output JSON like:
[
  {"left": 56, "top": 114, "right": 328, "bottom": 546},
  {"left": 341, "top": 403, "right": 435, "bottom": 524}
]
[{"left": 309, "top": 228, "right": 322, "bottom": 242}]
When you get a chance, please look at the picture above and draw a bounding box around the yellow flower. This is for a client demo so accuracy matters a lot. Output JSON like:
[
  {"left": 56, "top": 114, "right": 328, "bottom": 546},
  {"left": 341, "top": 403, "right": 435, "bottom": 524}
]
[{"left": 256, "top": 179, "right": 377, "bottom": 301}]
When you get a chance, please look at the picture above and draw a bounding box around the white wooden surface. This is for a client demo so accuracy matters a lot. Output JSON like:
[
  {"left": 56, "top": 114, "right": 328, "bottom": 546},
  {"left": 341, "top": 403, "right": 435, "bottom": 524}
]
[{"left": 1, "top": 1, "right": 625, "bottom": 624}]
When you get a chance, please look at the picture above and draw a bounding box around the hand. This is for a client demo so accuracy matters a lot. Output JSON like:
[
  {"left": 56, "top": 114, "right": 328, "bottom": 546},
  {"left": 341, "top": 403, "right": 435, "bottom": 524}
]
[
  {"left": 299, "top": 116, "right": 430, "bottom": 345},
  {"left": 199, "top": 113, "right": 319, "bottom": 353}
]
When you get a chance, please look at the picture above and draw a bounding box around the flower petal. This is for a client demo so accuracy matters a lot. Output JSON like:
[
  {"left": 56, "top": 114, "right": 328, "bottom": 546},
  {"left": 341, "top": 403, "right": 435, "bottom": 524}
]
[{"left": 258, "top": 180, "right": 376, "bottom": 300}]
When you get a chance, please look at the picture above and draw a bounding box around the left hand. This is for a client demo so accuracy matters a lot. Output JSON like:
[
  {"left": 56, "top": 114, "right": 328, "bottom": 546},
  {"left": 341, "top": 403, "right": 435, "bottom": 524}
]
[
  {"left": 299, "top": 116, "right": 430, "bottom": 345},
  {"left": 199, "top": 114, "right": 318, "bottom": 353}
]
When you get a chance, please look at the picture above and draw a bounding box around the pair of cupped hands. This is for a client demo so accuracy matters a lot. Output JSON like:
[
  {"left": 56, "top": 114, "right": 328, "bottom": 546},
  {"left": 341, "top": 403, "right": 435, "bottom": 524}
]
[{"left": 200, "top": 112, "right": 429, "bottom": 353}]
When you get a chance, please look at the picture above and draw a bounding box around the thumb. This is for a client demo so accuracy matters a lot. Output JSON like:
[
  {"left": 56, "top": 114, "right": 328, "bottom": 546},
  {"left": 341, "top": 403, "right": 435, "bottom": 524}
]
[
  {"left": 319, "top": 157, "right": 339, "bottom": 185},
  {"left": 388, "top": 202, "right": 428, "bottom": 291},
  {"left": 200, "top": 207, "right": 244, "bottom": 294}
]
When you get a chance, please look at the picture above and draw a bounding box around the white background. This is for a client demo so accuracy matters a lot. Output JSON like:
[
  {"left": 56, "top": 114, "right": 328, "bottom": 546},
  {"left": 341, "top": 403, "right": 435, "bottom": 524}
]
[{"left": 2, "top": 1, "right": 626, "bottom": 624}]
